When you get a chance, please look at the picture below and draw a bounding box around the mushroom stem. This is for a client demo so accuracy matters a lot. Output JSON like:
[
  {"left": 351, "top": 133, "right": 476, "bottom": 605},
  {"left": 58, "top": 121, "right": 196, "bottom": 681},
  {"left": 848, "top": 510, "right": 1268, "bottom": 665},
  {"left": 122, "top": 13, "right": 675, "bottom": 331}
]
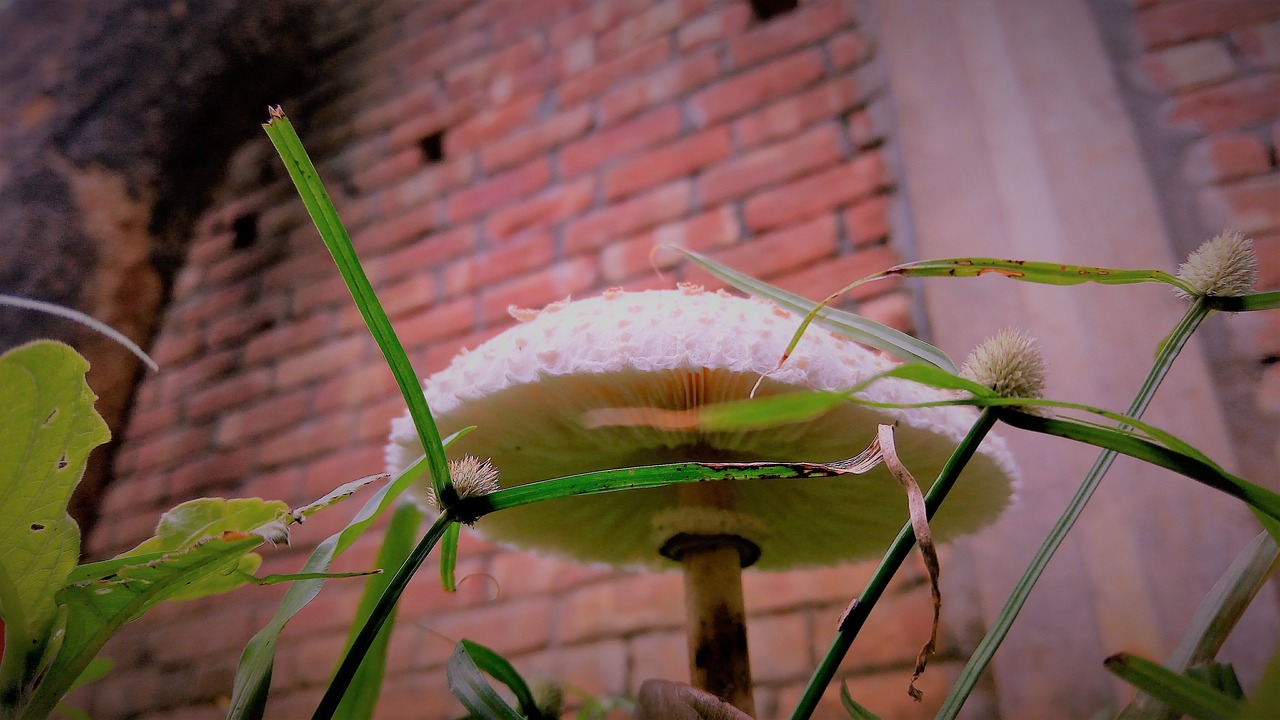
[
  {"left": 680, "top": 540, "right": 755, "bottom": 715},
  {"left": 662, "top": 481, "right": 757, "bottom": 715}
]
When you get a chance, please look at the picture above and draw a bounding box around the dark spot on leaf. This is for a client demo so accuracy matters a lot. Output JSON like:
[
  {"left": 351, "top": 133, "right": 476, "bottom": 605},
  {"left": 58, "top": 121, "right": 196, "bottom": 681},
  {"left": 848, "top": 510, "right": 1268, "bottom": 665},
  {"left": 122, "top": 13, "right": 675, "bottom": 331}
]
[
  {"left": 57, "top": 453, "right": 69, "bottom": 470},
  {"left": 30, "top": 523, "right": 45, "bottom": 531},
  {"left": 44, "top": 409, "right": 58, "bottom": 426}
]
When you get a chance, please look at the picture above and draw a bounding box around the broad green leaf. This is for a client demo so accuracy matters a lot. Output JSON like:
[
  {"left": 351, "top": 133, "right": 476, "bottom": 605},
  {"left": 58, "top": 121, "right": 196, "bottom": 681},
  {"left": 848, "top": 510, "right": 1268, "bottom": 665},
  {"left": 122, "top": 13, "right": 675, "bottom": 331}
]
[
  {"left": 23, "top": 535, "right": 264, "bottom": 719},
  {"left": 0, "top": 341, "right": 110, "bottom": 704},
  {"left": 446, "top": 641, "right": 523, "bottom": 720},
  {"left": 1104, "top": 653, "right": 1244, "bottom": 720},
  {"left": 839, "top": 682, "right": 881, "bottom": 720},
  {"left": 119, "top": 497, "right": 289, "bottom": 602},
  {"left": 334, "top": 501, "right": 422, "bottom": 720},
  {"left": 1205, "top": 290, "right": 1280, "bottom": 312},
  {"left": 677, "top": 249, "right": 956, "bottom": 371},
  {"left": 884, "top": 257, "right": 1197, "bottom": 294}
]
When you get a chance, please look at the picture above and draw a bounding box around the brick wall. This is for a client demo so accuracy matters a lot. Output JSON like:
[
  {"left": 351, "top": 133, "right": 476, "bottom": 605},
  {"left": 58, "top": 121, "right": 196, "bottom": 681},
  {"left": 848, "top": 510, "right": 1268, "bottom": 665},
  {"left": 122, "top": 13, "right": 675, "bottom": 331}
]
[
  {"left": 83, "top": 1, "right": 925, "bottom": 718},
  {"left": 1122, "top": 0, "right": 1280, "bottom": 476}
]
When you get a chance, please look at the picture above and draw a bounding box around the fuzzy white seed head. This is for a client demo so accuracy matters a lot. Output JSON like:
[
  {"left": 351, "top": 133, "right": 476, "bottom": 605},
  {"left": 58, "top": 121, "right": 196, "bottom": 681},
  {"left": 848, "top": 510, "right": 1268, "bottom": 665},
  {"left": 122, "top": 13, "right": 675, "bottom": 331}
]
[
  {"left": 961, "top": 329, "right": 1046, "bottom": 403},
  {"left": 1175, "top": 232, "right": 1258, "bottom": 298},
  {"left": 425, "top": 455, "right": 500, "bottom": 512}
]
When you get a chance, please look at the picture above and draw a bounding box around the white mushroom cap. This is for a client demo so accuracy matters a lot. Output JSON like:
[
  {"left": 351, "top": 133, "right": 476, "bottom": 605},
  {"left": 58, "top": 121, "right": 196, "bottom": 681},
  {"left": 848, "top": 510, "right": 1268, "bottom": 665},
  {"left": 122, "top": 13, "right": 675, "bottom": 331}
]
[{"left": 386, "top": 287, "right": 1018, "bottom": 570}]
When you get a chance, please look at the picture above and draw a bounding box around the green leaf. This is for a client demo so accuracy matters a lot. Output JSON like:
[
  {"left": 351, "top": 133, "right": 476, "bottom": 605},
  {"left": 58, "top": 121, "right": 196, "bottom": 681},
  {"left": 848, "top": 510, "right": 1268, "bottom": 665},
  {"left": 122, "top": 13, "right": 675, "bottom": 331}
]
[
  {"left": 839, "top": 682, "right": 882, "bottom": 720},
  {"left": 227, "top": 456, "right": 427, "bottom": 720},
  {"left": 1242, "top": 642, "right": 1280, "bottom": 720},
  {"left": 261, "top": 109, "right": 450, "bottom": 503},
  {"left": 677, "top": 249, "right": 956, "bottom": 371},
  {"left": 446, "top": 641, "right": 523, "bottom": 720},
  {"left": 440, "top": 522, "right": 460, "bottom": 593},
  {"left": 456, "top": 640, "right": 542, "bottom": 719},
  {"left": 1204, "top": 290, "right": 1280, "bottom": 312},
  {"left": 884, "top": 257, "right": 1197, "bottom": 294},
  {"left": 291, "top": 474, "right": 386, "bottom": 521},
  {"left": 24, "top": 534, "right": 265, "bottom": 719},
  {"left": 334, "top": 501, "right": 423, "bottom": 720},
  {"left": 0, "top": 341, "right": 110, "bottom": 705},
  {"left": 1104, "top": 653, "right": 1244, "bottom": 720}
]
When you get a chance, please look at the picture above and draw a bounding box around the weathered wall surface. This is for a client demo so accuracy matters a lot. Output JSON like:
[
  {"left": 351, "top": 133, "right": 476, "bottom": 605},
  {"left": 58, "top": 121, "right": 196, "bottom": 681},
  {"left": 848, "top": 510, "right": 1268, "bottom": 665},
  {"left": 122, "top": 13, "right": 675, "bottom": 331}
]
[{"left": 77, "top": 1, "right": 919, "bottom": 718}]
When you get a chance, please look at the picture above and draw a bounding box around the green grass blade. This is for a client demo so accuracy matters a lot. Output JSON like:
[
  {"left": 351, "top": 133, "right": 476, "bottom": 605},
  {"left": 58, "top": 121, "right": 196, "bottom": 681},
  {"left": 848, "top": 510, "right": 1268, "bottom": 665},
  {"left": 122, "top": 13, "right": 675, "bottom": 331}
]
[
  {"left": 936, "top": 299, "right": 1211, "bottom": 719},
  {"left": 1205, "top": 290, "right": 1280, "bottom": 312},
  {"left": 446, "top": 642, "right": 523, "bottom": 720},
  {"left": 1104, "top": 653, "right": 1244, "bottom": 720},
  {"left": 884, "top": 257, "right": 1198, "bottom": 295},
  {"left": 439, "top": 522, "right": 460, "bottom": 592},
  {"left": 839, "top": 682, "right": 882, "bottom": 720},
  {"left": 333, "top": 501, "right": 423, "bottom": 720},
  {"left": 261, "top": 108, "right": 450, "bottom": 501},
  {"left": 678, "top": 249, "right": 956, "bottom": 371},
  {"left": 457, "top": 640, "right": 542, "bottom": 719},
  {"left": 226, "top": 456, "right": 427, "bottom": 720},
  {"left": 312, "top": 514, "right": 455, "bottom": 719}
]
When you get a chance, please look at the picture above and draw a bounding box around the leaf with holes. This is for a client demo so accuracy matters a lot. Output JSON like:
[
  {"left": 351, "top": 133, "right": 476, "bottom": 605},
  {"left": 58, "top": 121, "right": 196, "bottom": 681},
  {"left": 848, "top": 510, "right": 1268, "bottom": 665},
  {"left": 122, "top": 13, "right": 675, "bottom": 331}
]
[{"left": 0, "top": 341, "right": 110, "bottom": 706}]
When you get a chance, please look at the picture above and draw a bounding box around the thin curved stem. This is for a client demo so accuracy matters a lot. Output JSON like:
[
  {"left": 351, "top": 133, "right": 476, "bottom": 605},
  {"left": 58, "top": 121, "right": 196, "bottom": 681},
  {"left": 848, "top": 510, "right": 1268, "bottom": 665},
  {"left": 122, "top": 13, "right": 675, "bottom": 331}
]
[
  {"left": 935, "top": 299, "right": 1210, "bottom": 718},
  {"left": 788, "top": 408, "right": 999, "bottom": 720}
]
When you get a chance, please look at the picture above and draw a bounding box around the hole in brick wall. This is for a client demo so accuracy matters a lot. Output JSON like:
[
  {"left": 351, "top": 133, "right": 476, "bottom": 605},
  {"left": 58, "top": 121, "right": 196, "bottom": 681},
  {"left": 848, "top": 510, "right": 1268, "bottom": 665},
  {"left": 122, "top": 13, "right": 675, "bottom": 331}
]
[
  {"left": 231, "top": 213, "right": 259, "bottom": 250},
  {"left": 420, "top": 130, "right": 446, "bottom": 163},
  {"left": 748, "top": 0, "right": 798, "bottom": 22}
]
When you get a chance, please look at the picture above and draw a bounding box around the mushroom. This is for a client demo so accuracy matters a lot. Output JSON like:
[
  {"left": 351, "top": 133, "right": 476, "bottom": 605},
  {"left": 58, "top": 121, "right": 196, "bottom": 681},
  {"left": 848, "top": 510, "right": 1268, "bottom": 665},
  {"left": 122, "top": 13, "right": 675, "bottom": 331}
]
[{"left": 386, "top": 286, "right": 1017, "bottom": 714}]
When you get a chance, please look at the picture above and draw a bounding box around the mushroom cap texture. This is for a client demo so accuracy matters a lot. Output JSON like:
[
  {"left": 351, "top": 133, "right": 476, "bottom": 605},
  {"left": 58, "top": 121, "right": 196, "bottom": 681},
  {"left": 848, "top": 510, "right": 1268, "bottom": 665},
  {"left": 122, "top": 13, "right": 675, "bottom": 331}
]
[{"left": 386, "top": 287, "right": 1018, "bottom": 570}]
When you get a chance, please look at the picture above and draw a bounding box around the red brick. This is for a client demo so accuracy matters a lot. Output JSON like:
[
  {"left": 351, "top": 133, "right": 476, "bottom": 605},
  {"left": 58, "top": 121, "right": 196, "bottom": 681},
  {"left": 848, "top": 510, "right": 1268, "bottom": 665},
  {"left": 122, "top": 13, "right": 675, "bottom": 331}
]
[
  {"left": 169, "top": 445, "right": 254, "bottom": 496},
  {"left": 368, "top": 226, "right": 477, "bottom": 284},
  {"left": 1233, "top": 19, "right": 1280, "bottom": 68},
  {"left": 442, "top": 232, "right": 558, "bottom": 296},
  {"left": 700, "top": 124, "right": 845, "bottom": 205},
  {"left": 262, "top": 249, "right": 336, "bottom": 294},
  {"left": 748, "top": 612, "right": 812, "bottom": 682},
  {"left": 399, "top": 32, "right": 492, "bottom": 94},
  {"left": 443, "top": 35, "right": 546, "bottom": 100},
  {"left": 1182, "top": 132, "right": 1271, "bottom": 184},
  {"left": 394, "top": 296, "right": 477, "bottom": 348},
  {"left": 600, "top": 206, "right": 741, "bottom": 282},
  {"left": 489, "top": 550, "right": 615, "bottom": 597},
  {"left": 1139, "top": 39, "right": 1234, "bottom": 90},
  {"left": 1136, "top": 0, "right": 1280, "bottom": 47},
  {"left": 354, "top": 394, "right": 411, "bottom": 443},
  {"left": 769, "top": 245, "right": 903, "bottom": 300},
  {"left": 350, "top": 202, "right": 444, "bottom": 253},
  {"left": 743, "top": 152, "right": 887, "bottom": 231},
  {"left": 775, "top": 664, "right": 954, "bottom": 720},
  {"left": 599, "top": 51, "right": 720, "bottom": 126},
  {"left": 492, "top": 0, "right": 579, "bottom": 44},
  {"left": 257, "top": 413, "right": 353, "bottom": 466},
  {"left": 243, "top": 313, "right": 335, "bottom": 365},
  {"left": 479, "top": 256, "right": 600, "bottom": 322},
  {"left": 288, "top": 274, "right": 352, "bottom": 316},
  {"left": 561, "top": 105, "right": 683, "bottom": 176},
  {"left": 170, "top": 284, "right": 248, "bottom": 327},
  {"left": 558, "top": 573, "right": 685, "bottom": 642},
  {"left": 677, "top": 3, "right": 752, "bottom": 51},
  {"left": 124, "top": 403, "right": 180, "bottom": 442},
  {"left": 385, "top": 98, "right": 478, "bottom": 152},
  {"left": 205, "top": 299, "right": 283, "bottom": 349},
  {"left": 184, "top": 368, "right": 273, "bottom": 421},
  {"left": 689, "top": 50, "right": 827, "bottom": 126},
  {"left": 214, "top": 388, "right": 313, "bottom": 446},
  {"left": 158, "top": 348, "right": 237, "bottom": 402},
  {"left": 728, "top": 1, "right": 846, "bottom": 68},
  {"left": 597, "top": 0, "right": 713, "bottom": 59},
  {"left": 313, "top": 358, "right": 397, "bottom": 413},
  {"left": 548, "top": 0, "right": 650, "bottom": 49},
  {"left": 604, "top": 126, "right": 732, "bottom": 199},
  {"left": 628, "top": 630, "right": 691, "bottom": 685},
  {"left": 828, "top": 29, "right": 870, "bottom": 70},
  {"left": 521, "top": 640, "right": 629, "bottom": 698},
  {"left": 564, "top": 181, "right": 692, "bottom": 253},
  {"left": 301, "top": 444, "right": 387, "bottom": 499},
  {"left": 1199, "top": 173, "right": 1280, "bottom": 233},
  {"left": 736, "top": 77, "right": 862, "bottom": 149},
  {"left": 447, "top": 158, "right": 552, "bottom": 222},
  {"left": 130, "top": 426, "right": 211, "bottom": 473},
  {"left": 274, "top": 334, "right": 368, "bottom": 389},
  {"left": 479, "top": 105, "right": 593, "bottom": 171},
  {"left": 1167, "top": 72, "right": 1280, "bottom": 131},
  {"left": 150, "top": 330, "right": 202, "bottom": 366},
  {"left": 351, "top": 145, "right": 424, "bottom": 191},
  {"left": 376, "top": 158, "right": 478, "bottom": 217},
  {"left": 446, "top": 94, "right": 542, "bottom": 153},
  {"left": 843, "top": 194, "right": 894, "bottom": 246},
  {"left": 373, "top": 273, "right": 439, "bottom": 321},
  {"left": 1256, "top": 231, "right": 1280, "bottom": 289},
  {"left": 559, "top": 36, "right": 671, "bottom": 106},
  {"left": 705, "top": 214, "right": 840, "bottom": 282},
  {"left": 485, "top": 179, "right": 595, "bottom": 240},
  {"left": 420, "top": 598, "right": 556, "bottom": 668},
  {"left": 847, "top": 99, "right": 890, "bottom": 149},
  {"left": 857, "top": 291, "right": 915, "bottom": 333}
]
